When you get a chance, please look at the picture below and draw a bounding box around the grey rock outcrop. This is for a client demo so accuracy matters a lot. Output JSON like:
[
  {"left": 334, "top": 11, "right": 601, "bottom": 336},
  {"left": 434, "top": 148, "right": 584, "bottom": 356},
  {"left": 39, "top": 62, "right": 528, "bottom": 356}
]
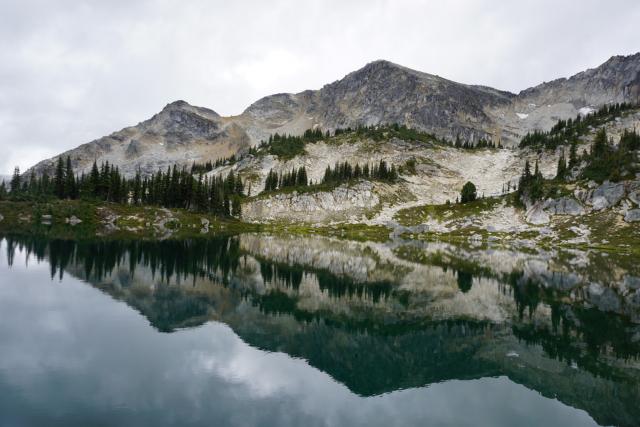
[
  {"left": 525, "top": 202, "right": 550, "bottom": 225},
  {"left": 242, "top": 182, "right": 378, "bottom": 223},
  {"left": 587, "top": 283, "right": 622, "bottom": 313},
  {"left": 542, "top": 197, "right": 584, "bottom": 216},
  {"left": 624, "top": 275, "right": 640, "bottom": 290},
  {"left": 589, "top": 181, "right": 625, "bottom": 210},
  {"left": 525, "top": 196, "right": 585, "bottom": 225},
  {"left": 624, "top": 209, "right": 640, "bottom": 223}
]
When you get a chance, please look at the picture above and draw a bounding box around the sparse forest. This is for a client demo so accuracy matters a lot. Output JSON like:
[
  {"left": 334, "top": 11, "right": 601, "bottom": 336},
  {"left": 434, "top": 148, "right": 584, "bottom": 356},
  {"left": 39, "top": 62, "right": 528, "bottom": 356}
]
[{"left": 1, "top": 158, "right": 245, "bottom": 217}]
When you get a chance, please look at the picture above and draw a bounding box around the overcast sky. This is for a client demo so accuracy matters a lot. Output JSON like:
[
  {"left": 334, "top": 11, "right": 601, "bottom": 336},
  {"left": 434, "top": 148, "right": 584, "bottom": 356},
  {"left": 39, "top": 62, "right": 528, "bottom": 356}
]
[{"left": 1, "top": 0, "right": 639, "bottom": 174}]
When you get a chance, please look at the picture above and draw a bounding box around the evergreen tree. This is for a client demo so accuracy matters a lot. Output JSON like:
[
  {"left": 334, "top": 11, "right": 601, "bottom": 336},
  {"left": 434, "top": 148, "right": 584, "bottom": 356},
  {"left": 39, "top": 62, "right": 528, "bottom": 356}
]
[
  {"left": 592, "top": 128, "right": 609, "bottom": 158},
  {"left": 89, "top": 160, "right": 100, "bottom": 197},
  {"left": 556, "top": 150, "right": 567, "bottom": 179},
  {"left": 460, "top": 181, "right": 477, "bottom": 204},
  {"left": 223, "top": 193, "right": 230, "bottom": 216},
  {"left": 54, "top": 157, "right": 65, "bottom": 198},
  {"left": 132, "top": 171, "right": 142, "bottom": 205},
  {"left": 234, "top": 175, "right": 244, "bottom": 195},
  {"left": 10, "top": 166, "right": 21, "bottom": 195},
  {"left": 41, "top": 172, "right": 51, "bottom": 197},
  {"left": 231, "top": 195, "right": 242, "bottom": 217},
  {"left": 27, "top": 171, "right": 37, "bottom": 196},
  {"left": 568, "top": 140, "right": 578, "bottom": 168},
  {"left": 64, "top": 156, "right": 76, "bottom": 199}
]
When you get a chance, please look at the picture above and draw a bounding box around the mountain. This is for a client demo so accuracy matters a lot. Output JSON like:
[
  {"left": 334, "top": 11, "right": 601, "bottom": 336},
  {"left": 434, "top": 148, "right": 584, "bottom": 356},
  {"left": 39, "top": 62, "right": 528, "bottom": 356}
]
[
  {"left": 28, "top": 53, "right": 640, "bottom": 177},
  {"left": 491, "top": 52, "right": 640, "bottom": 141},
  {"left": 30, "top": 100, "right": 252, "bottom": 177},
  {"left": 235, "top": 60, "right": 514, "bottom": 143}
]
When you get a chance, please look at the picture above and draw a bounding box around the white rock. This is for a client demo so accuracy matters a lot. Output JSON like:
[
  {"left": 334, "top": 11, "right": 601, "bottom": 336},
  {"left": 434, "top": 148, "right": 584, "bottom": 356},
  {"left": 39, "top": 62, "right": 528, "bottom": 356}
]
[{"left": 525, "top": 202, "right": 550, "bottom": 225}]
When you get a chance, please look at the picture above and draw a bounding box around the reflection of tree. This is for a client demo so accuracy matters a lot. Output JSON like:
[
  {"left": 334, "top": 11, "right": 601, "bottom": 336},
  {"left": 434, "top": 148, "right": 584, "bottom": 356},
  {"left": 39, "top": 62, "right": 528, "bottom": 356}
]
[
  {"left": 255, "top": 256, "right": 393, "bottom": 303},
  {"left": 2, "top": 234, "right": 640, "bottom": 427},
  {"left": 508, "top": 272, "right": 542, "bottom": 320},
  {"left": 514, "top": 303, "right": 640, "bottom": 380},
  {"left": 456, "top": 270, "right": 473, "bottom": 293},
  {"left": 5, "top": 235, "right": 243, "bottom": 285},
  {"left": 2, "top": 235, "right": 640, "bottom": 387}
]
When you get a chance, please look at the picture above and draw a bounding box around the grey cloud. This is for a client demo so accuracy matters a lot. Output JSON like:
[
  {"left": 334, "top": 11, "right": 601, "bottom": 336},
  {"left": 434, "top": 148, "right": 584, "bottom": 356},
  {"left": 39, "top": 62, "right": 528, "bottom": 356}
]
[{"left": 0, "top": 0, "right": 639, "bottom": 173}]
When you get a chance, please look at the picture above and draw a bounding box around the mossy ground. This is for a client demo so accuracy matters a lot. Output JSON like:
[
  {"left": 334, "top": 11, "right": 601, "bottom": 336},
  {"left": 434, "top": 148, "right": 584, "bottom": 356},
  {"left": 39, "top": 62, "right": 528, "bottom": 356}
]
[
  {"left": 392, "top": 190, "right": 640, "bottom": 255},
  {"left": 0, "top": 200, "right": 261, "bottom": 240},
  {"left": 0, "top": 201, "right": 392, "bottom": 243},
  {"left": 394, "top": 195, "right": 506, "bottom": 226}
]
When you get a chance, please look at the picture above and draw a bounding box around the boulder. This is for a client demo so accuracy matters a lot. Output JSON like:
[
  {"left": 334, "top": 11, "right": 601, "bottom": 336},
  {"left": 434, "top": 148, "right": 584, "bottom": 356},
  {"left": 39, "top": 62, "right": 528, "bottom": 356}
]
[
  {"left": 624, "top": 209, "right": 640, "bottom": 223},
  {"left": 200, "top": 217, "right": 210, "bottom": 234},
  {"left": 589, "top": 181, "right": 625, "bottom": 210},
  {"left": 623, "top": 275, "right": 640, "bottom": 290},
  {"left": 65, "top": 215, "right": 82, "bottom": 226},
  {"left": 525, "top": 202, "right": 550, "bottom": 225},
  {"left": 628, "top": 189, "right": 640, "bottom": 206},
  {"left": 542, "top": 197, "right": 584, "bottom": 216},
  {"left": 587, "top": 283, "right": 621, "bottom": 312}
]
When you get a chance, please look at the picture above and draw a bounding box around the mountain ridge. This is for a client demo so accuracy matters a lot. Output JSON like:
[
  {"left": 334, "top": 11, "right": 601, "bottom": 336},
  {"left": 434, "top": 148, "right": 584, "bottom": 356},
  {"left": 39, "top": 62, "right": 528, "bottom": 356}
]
[{"left": 27, "top": 52, "right": 640, "bottom": 177}]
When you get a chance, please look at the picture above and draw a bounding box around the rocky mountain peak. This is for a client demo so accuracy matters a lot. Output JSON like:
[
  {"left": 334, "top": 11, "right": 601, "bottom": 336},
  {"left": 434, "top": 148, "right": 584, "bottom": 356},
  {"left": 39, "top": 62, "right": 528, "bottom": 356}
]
[
  {"left": 162, "top": 99, "right": 191, "bottom": 110},
  {"left": 330, "top": 59, "right": 440, "bottom": 90},
  {"left": 351, "top": 59, "right": 406, "bottom": 75},
  {"left": 26, "top": 51, "right": 640, "bottom": 179},
  {"left": 157, "top": 100, "right": 220, "bottom": 118}
]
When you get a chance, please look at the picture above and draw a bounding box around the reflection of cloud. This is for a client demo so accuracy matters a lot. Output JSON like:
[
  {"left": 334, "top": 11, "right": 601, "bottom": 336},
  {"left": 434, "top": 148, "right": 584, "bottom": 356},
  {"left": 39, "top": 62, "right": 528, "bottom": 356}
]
[{"left": 0, "top": 242, "right": 601, "bottom": 426}]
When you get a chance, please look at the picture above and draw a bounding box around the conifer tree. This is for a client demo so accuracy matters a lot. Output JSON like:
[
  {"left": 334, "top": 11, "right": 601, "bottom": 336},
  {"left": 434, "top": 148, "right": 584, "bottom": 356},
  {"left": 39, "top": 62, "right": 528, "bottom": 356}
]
[
  {"left": 568, "top": 140, "right": 578, "bottom": 168},
  {"left": 10, "top": 166, "right": 21, "bottom": 195},
  {"left": 556, "top": 150, "right": 567, "bottom": 179},
  {"left": 54, "top": 157, "right": 65, "bottom": 198},
  {"left": 64, "top": 156, "right": 76, "bottom": 199},
  {"left": 460, "top": 181, "right": 477, "bottom": 204},
  {"left": 231, "top": 195, "right": 242, "bottom": 217}
]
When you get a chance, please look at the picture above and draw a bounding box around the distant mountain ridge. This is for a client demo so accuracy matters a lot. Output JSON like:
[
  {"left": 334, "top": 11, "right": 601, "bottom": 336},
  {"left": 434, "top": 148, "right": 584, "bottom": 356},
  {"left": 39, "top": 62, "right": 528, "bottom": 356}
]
[{"left": 28, "top": 52, "right": 640, "bottom": 177}]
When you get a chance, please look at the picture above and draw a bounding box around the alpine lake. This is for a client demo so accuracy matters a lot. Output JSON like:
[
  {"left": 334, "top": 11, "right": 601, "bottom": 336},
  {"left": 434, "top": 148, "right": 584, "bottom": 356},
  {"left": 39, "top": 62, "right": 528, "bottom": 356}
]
[{"left": 0, "top": 233, "right": 639, "bottom": 427}]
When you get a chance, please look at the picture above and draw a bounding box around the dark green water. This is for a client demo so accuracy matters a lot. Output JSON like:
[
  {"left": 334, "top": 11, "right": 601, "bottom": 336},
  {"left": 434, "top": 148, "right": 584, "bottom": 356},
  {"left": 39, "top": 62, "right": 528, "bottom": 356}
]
[{"left": 0, "top": 234, "right": 639, "bottom": 427}]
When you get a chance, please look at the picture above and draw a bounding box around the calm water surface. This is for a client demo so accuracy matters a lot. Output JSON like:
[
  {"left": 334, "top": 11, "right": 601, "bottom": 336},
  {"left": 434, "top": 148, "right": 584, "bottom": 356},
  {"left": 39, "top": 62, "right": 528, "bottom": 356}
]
[{"left": 0, "top": 234, "right": 639, "bottom": 427}]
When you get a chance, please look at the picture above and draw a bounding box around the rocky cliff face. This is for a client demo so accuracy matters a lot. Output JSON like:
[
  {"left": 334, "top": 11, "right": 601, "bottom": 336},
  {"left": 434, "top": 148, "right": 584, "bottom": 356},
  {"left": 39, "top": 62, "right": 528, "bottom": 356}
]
[
  {"left": 237, "top": 60, "right": 514, "bottom": 144},
  {"left": 27, "top": 52, "right": 640, "bottom": 177},
  {"left": 30, "top": 100, "right": 251, "bottom": 177},
  {"left": 490, "top": 53, "right": 640, "bottom": 142}
]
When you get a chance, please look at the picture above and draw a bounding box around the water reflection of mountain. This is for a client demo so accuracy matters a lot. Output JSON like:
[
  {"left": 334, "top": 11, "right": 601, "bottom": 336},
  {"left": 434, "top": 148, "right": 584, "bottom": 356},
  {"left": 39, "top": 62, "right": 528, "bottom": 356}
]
[{"left": 3, "top": 234, "right": 640, "bottom": 427}]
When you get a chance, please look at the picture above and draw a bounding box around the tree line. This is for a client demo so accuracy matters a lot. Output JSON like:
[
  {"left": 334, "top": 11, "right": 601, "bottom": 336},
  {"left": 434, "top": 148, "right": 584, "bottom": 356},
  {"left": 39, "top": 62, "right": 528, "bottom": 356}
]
[
  {"left": 190, "top": 155, "right": 237, "bottom": 175},
  {"left": 1, "top": 157, "right": 245, "bottom": 217},
  {"left": 263, "top": 166, "right": 309, "bottom": 192},
  {"left": 252, "top": 124, "right": 503, "bottom": 163},
  {"left": 321, "top": 160, "right": 398, "bottom": 184},
  {"left": 519, "top": 102, "right": 637, "bottom": 150},
  {"left": 515, "top": 125, "right": 640, "bottom": 204},
  {"left": 261, "top": 160, "right": 398, "bottom": 193}
]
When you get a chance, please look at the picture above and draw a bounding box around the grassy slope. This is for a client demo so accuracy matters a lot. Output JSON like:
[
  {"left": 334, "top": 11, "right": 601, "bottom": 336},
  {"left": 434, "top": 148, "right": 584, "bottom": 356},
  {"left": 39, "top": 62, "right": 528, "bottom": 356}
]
[
  {"left": 393, "top": 190, "right": 640, "bottom": 254},
  {"left": 0, "top": 200, "right": 391, "bottom": 243},
  {"left": 395, "top": 196, "right": 506, "bottom": 226}
]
